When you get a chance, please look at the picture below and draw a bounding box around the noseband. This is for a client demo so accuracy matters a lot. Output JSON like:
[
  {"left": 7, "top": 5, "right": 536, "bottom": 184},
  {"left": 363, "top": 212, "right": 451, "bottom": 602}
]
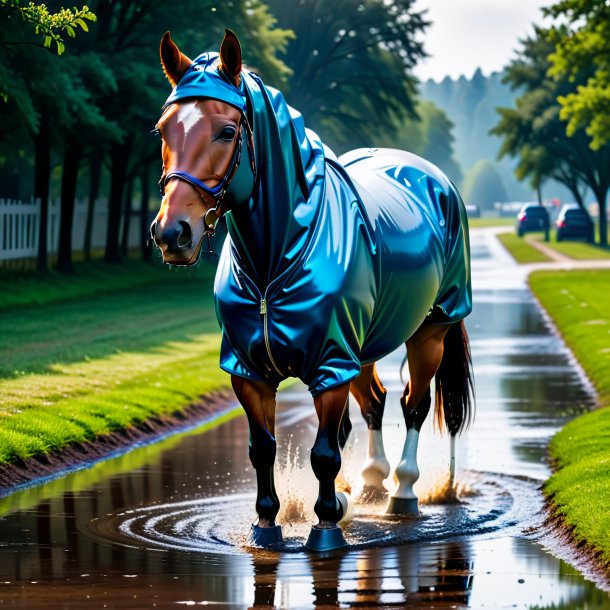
[{"left": 158, "top": 110, "right": 256, "bottom": 235}]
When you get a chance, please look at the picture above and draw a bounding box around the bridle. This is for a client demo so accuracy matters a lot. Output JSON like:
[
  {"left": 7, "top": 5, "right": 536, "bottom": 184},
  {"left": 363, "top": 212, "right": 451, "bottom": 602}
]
[{"left": 157, "top": 108, "right": 256, "bottom": 236}]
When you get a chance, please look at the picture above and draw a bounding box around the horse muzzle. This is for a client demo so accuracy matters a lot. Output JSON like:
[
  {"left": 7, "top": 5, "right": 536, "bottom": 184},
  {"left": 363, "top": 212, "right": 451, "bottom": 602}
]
[{"left": 150, "top": 218, "right": 205, "bottom": 266}]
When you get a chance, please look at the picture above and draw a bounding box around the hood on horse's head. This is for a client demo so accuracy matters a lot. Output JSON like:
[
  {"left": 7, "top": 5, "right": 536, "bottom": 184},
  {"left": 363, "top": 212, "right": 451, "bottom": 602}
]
[{"left": 164, "top": 52, "right": 247, "bottom": 113}]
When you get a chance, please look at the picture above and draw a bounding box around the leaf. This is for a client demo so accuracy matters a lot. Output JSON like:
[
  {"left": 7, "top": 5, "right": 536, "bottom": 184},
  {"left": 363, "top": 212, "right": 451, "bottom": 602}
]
[
  {"left": 43, "top": 35, "right": 52, "bottom": 49},
  {"left": 65, "top": 25, "right": 75, "bottom": 38},
  {"left": 75, "top": 18, "right": 89, "bottom": 32}
]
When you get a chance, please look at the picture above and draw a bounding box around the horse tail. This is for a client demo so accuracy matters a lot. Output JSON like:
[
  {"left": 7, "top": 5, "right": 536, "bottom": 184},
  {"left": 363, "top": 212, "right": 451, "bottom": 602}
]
[{"left": 434, "top": 320, "right": 475, "bottom": 436}]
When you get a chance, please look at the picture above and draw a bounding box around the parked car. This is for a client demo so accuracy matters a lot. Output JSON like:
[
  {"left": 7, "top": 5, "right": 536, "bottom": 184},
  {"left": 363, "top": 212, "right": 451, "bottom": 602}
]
[
  {"left": 465, "top": 203, "right": 481, "bottom": 218},
  {"left": 516, "top": 203, "right": 550, "bottom": 240},
  {"left": 556, "top": 204, "right": 594, "bottom": 242}
]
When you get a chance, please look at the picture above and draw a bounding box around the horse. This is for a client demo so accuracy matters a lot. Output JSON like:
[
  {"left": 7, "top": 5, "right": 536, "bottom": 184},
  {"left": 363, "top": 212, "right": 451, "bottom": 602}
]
[{"left": 151, "top": 29, "right": 474, "bottom": 552}]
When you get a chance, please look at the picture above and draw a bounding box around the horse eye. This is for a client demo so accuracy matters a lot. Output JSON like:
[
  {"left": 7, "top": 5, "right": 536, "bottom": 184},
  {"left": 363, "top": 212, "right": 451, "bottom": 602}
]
[{"left": 217, "top": 126, "right": 236, "bottom": 141}]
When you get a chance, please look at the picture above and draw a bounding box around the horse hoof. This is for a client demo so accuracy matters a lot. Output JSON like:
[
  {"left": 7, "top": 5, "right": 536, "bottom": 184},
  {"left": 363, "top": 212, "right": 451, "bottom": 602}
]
[
  {"left": 246, "top": 524, "right": 283, "bottom": 548},
  {"left": 386, "top": 496, "right": 419, "bottom": 516},
  {"left": 305, "top": 525, "right": 347, "bottom": 552}
]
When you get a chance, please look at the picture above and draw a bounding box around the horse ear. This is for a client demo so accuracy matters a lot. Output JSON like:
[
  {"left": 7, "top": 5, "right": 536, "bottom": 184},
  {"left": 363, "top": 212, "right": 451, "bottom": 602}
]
[
  {"left": 219, "top": 29, "right": 242, "bottom": 87},
  {"left": 160, "top": 32, "right": 192, "bottom": 87}
]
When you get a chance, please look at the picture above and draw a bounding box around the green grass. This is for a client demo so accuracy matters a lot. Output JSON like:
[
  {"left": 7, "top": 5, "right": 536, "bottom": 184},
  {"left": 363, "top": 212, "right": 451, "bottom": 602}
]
[
  {"left": 530, "top": 269, "right": 610, "bottom": 566},
  {"left": 0, "top": 258, "right": 174, "bottom": 311},
  {"left": 0, "top": 406, "right": 242, "bottom": 516},
  {"left": 0, "top": 258, "right": 235, "bottom": 465},
  {"left": 529, "top": 234, "right": 610, "bottom": 260},
  {"left": 467, "top": 216, "right": 515, "bottom": 228},
  {"left": 497, "top": 232, "right": 551, "bottom": 263}
]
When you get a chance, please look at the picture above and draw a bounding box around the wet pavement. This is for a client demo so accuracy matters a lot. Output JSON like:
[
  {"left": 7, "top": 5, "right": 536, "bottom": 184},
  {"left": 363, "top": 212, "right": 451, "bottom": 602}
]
[{"left": 0, "top": 228, "right": 609, "bottom": 608}]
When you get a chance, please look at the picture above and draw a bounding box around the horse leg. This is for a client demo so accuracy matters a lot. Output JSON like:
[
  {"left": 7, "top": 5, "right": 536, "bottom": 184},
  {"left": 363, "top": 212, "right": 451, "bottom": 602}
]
[
  {"left": 231, "top": 375, "right": 283, "bottom": 547},
  {"left": 350, "top": 363, "right": 390, "bottom": 490},
  {"left": 387, "top": 323, "right": 450, "bottom": 515},
  {"left": 306, "top": 383, "right": 352, "bottom": 551}
]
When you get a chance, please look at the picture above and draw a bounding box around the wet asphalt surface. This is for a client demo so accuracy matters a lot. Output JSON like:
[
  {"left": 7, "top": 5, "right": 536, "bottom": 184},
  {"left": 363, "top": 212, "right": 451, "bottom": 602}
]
[{"left": 0, "top": 229, "right": 609, "bottom": 608}]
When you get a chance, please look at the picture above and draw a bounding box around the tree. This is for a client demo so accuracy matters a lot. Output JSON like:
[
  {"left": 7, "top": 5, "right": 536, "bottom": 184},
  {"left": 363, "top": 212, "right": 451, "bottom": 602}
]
[
  {"left": 377, "top": 100, "right": 462, "bottom": 184},
  {"left": 267, "top": 0, "right": 430, "bottom": 151},
  {"left": 461, "top": 160, "right": 507, "bottom": 209},
  {"left": 418, "top": 101, "right": 463, "bottom": 185},
  {"left": 492, "top": 26, "right": 610, "bottom": 245},
  {"left": 545, "top": 0, "right": 610, "bottom": 151}
]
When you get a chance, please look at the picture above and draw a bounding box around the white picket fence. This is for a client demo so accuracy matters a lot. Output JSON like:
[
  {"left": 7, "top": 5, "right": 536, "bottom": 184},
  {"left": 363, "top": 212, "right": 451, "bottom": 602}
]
[{"left": 0, "top": 197, "right": 143, "bottom": 261}]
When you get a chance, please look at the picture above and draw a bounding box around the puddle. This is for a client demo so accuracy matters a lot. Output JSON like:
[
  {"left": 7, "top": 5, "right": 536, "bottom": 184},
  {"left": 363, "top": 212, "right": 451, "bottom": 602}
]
[{"left": 0, "top": 229, "right": 608, "bottom": 608}]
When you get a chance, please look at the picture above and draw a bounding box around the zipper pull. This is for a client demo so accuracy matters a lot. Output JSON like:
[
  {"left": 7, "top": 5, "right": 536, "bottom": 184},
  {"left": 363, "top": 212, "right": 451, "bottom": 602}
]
[{"left": 260, "top": 299, "right": 267, "bottom": 315}]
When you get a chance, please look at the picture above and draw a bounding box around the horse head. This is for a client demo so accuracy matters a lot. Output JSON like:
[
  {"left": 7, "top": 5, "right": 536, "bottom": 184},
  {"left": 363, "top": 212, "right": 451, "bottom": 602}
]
[{"left": 151, "top": 30, "right": 255, "bottom": 265}]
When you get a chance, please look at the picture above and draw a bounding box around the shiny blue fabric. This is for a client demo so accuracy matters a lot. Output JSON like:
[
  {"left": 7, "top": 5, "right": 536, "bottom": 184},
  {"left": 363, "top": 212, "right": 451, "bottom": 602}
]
[
  {"left": 164, "top": 52, "right": 247, "bottom": 111},
  {"left": 167, "top": 58, "right": 471, "bottom": 396}
]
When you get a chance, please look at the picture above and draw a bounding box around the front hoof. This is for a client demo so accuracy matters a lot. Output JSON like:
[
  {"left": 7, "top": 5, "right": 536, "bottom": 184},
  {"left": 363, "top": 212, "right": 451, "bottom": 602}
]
[
  {"left": 246, "top": 524, "right": 283, "bottom": 548},
  {"left": 305, "top": 525, "right": 347, "bottom": 552},
  {"left": 386, "top": 496, "right": 419, "bottom": 516}
]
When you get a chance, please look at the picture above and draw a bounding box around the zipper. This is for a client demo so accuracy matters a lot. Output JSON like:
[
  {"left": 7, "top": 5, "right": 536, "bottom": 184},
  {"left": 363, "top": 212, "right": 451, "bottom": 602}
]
[{"left": 260, "top": 298, "right": 283, "bottom": 376}]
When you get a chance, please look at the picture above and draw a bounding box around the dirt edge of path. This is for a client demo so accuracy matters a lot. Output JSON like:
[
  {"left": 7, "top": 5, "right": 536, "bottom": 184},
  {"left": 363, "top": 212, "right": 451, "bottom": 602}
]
[
  {"left": 0, "top": 389, "right": 237, "bottom": 495},
  {"left": 537, "top": 500, "right": 610, "bottom": 586}
]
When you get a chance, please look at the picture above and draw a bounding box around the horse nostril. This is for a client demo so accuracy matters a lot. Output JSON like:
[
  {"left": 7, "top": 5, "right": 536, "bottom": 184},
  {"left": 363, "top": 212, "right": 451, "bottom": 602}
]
[
  {"left": 150, "top": 220, "right": 162, "bottom": 246},
  {"left": 176, "top": 220, "right": 193, "bottom": 250}
]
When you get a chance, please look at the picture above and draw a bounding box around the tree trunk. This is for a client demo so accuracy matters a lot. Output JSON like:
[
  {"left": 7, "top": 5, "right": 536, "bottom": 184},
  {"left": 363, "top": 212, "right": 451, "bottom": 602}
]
[
  {"left": 598, "top": 191, "right": 608, "bottom": 247},
  {"left": 34, "top": 123, "right": 51, "bottom": 273},
  {"left": 120, "top": 177, "right": 133, "bottom": 257},
  {"left": 140, "top": 165, "right": 152, "bottom": 261},
  {"left": 56, "top": 140, "right": 81, "bottom": 274},
  {"left": 84, "top": 150, "right": 103, "bottom": 260},
  {"left": 104, "top": 138, "right": 132, "bottom": 263}
]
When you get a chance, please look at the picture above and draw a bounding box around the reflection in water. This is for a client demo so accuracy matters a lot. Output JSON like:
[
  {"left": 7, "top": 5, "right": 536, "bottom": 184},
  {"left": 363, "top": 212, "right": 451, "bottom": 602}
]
[{"left": 0, "top": 229, "right": 609, "bottom": 608}]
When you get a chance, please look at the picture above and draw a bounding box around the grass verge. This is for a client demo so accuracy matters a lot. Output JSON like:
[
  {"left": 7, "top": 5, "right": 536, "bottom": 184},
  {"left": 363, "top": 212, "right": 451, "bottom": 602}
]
[
  {"left": 0, "top": 258, "right": 179, "bottom": 311},
  {"left": 529, "top": 269, "right": 610, "bottom": 567},
  {"left": 529, "top": 234, "right": 610, "bottom": 260},
  {"left": 0, "top": 258, "right": 234, "bottom": 465},
  {"left": 497, "top": 232, "right": 551, "bottom": 264},
  {"left": 467, "top": 217, "right": 515, "bottom": 228}
]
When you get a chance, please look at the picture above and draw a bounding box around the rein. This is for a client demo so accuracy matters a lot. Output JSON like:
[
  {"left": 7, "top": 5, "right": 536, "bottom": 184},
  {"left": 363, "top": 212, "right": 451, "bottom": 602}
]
[{"left": 158, "top": 110, "right": 256, "bottom": 235}]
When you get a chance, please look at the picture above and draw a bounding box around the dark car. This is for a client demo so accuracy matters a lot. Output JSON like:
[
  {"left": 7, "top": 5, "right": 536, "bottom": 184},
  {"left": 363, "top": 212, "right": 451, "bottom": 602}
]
[
  {"left": 465, "top": 203, "right": 481, "bottom": 218},
  {"left": 556, "top": 204, "right": 594, "bottom": 242},
  {"left": 516, "top": 204, "right": 550, "bottom": 240}
]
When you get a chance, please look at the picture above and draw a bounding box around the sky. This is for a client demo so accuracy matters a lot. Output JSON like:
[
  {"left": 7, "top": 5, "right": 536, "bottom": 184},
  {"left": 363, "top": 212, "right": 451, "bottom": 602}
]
[{"left": 413, "top": 0, "right": 552, "bottom": 82}]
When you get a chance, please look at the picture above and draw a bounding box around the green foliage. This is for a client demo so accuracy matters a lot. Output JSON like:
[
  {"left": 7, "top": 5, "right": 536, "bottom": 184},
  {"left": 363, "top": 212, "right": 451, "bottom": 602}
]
[
  {"left": 418, "top": 101, "right": 463, "bottom": 184},
  {"left": 421, "top": 71, "right": 533, "bottom": 202},
  {"left": 497, "top": 232, "right": 551, "bottom": 264},
  {"left": 0, "top": 259, "right": 231, "bottom": 464},
  {"left": 530, "top": 268, "right": 610, "bottom": 565},
  {"left": 0, "top": 0, "right": 95, "bottom": 58},
  {"left": 492, "top": 25, "right": 610, "bottom": 245},
  {"left": 461, "top": 159, "right": 507, "bottom": 209},
  {"left": 266, "top": 0, "right": 429, "bottom": 151},
  {"left": 545, "top": 0, "right": 610, "bottom": 151},
  {"left": 376, "top": 100, "right": 462, "bottom": 184}
]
